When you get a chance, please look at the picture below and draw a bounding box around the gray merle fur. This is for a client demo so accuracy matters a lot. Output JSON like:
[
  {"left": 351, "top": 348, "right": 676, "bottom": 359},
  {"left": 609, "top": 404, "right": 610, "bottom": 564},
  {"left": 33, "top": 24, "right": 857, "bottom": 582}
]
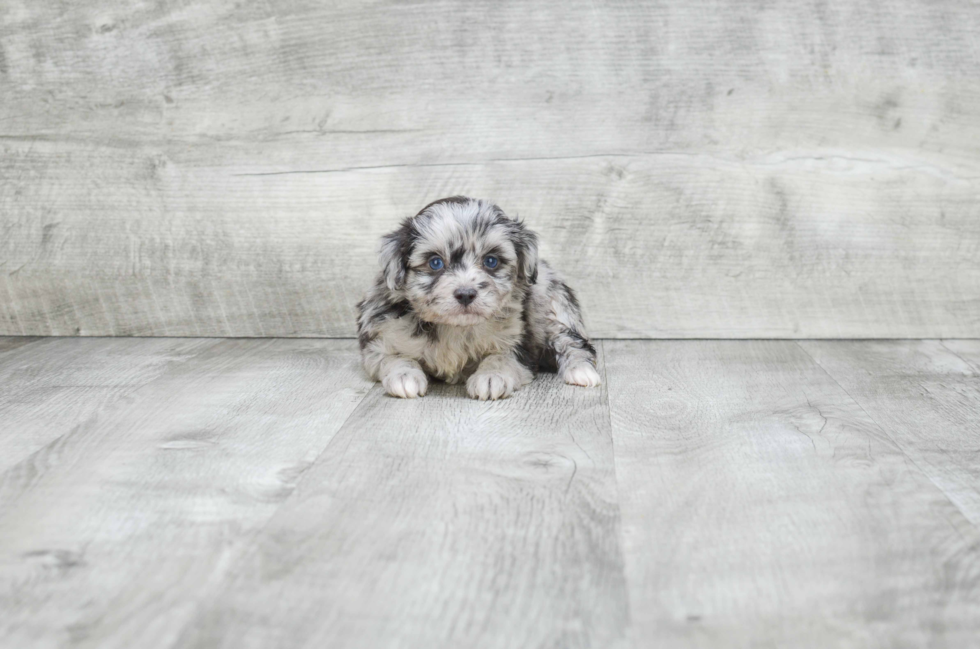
[{"left": 356, "top": 196, "right": 600, "bottom": 400}]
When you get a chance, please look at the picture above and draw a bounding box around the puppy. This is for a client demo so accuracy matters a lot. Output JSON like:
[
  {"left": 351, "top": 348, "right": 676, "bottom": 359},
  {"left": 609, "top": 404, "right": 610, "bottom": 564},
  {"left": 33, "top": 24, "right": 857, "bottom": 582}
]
[{"left": 356, "top": 196, "right": 600, "bottom": 400}]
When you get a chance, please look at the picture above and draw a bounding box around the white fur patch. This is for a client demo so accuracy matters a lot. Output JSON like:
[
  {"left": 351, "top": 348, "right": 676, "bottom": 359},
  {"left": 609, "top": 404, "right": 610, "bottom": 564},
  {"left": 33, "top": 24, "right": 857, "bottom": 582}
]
[
  {"left": 563, "top": 362, "right": 601, "bottom": 387},
  {"left": 382, "top": 361, "right": 428, "bottom": 399},
  {"left": 466, "top": 354, "right": 533, "bottom": 400}
]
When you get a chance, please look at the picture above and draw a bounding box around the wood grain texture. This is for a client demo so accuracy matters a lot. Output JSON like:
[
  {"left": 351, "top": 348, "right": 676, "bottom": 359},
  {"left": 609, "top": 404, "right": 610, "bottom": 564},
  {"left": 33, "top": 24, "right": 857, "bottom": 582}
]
[
  {"left": 176, "top": 351, "right": 628, "bottom": 649},
  {"left": 0, "top": 336, "right": 212, "bottom": 474},
  {"left": 3, "top": 338, "right": 980, "bottom": 646},
  {"left": 0, "top": 337, "right": 40, "bottom": 356},
  {"left": 604, "top": 340, "right": 980, "bottom": 648},
  {"left": 2, "top": 1, "right": 980, "bottom": 337},
  {"left": 801, "top": 339, "right": 980, "bottom": 526},
  {"left": 0, "top": 338, "right": 373, "bottom": 649}
]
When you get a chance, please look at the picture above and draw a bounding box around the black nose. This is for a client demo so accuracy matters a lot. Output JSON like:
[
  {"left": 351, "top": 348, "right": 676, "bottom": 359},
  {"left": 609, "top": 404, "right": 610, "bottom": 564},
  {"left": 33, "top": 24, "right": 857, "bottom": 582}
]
[{"left": 453, "top": 287, "right": 477, "bottom": 306}]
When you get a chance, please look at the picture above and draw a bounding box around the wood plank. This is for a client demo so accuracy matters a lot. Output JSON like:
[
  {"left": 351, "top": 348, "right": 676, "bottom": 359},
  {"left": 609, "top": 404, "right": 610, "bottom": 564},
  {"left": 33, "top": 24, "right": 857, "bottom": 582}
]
[
  {"left": 2, "top": 144, "right": 978, "bottom": 338},
  {"left": 2, "top": 0, "right": 980, "bottom": 338},
  {"left": 0, "top": 339, "right": 373, "bottom": 649},
  {"left": 605, "top": 340, "right": 980, "bottom": 648},
  {"left": 0, "top": 337, "right": 41, "bottom": 356},
  {"left": 2, "top": 1, "right": 978, "bottom": 155},
  {"left": 943, "top": 339, "right": 980, "bottom": 372},
  {"left": 801, "top": 340, "right": 980, "bottom": 526},
  {"left": 0, "top": 337, "right": 213, "bottom": 473},
  {"left": 175, "top": 350, "right": 629, "bottom": 649}
]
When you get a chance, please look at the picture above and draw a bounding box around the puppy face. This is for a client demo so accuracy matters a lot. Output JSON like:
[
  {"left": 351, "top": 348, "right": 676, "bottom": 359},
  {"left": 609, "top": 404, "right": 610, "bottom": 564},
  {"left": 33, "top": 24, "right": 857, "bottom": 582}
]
[{"left": 378, "top": 197, "right": 538, "bottom": 326}]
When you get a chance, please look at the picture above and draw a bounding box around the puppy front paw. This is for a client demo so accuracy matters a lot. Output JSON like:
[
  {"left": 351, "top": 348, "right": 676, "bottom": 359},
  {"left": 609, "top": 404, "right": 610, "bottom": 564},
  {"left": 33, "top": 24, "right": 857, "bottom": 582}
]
[
  {"left": 383, "top": 367, "right": 428, "bottom": 399},
  {"left": 467, "top": 371, "right": 519, "bottom": 401},
  {"left": 564, "top": 363, "right": 601, "bottom": 387}
]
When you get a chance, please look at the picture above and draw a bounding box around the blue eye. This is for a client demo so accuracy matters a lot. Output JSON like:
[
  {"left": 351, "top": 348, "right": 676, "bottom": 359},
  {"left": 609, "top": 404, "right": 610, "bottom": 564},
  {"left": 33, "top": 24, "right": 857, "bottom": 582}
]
[
  {"left": 428, "top": 257, "right": 444, "bottom": 271},
  {"left": 484, "top": 256, "right": 498, "bottom": 269}
]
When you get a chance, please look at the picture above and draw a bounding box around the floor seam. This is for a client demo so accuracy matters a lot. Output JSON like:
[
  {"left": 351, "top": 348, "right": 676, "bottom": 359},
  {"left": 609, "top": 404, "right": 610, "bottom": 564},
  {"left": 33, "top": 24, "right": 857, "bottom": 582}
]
[
  {"left": 795, "top": 340, "right": 980, "bottom": 535},
  {"left": 599, "top": 340, "right": 636, "bottom": 644},
  {"left": 938, "top": 339, "right": 980, "bottom": 374},
  {"left": 0, "top": 336, "right": 44, "bottom": 360},
  {"left": 206, "top": 382, "right": 381, "bottom": 543},
  {"left": 163, "top": 374, "right": 381, "bottom": 649},
  {"left": 0, "top": 338, "right": 224, "bottom": 513}
]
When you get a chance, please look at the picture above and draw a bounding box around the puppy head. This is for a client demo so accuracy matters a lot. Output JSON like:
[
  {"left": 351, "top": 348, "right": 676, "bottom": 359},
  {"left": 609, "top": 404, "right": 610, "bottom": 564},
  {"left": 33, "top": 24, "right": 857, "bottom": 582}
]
[{"left": 378, "top": 196, "right": 538, "bottom": 326}]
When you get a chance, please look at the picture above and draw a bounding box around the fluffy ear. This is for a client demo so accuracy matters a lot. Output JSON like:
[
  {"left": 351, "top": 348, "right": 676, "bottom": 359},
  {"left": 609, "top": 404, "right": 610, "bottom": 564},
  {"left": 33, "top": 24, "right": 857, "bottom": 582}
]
[
  {"left": 512, "top": 221, "right": 539, "bottom": 285},
  {"left": 378, "top": 219, "right": 416, "bottom": 290}
]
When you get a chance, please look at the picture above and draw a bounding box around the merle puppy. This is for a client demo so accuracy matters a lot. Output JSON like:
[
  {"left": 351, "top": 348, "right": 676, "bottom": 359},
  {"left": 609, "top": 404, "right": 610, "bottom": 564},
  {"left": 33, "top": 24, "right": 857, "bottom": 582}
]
[{"left": 356, "top": 196, "right": 600, "bottom": 400}]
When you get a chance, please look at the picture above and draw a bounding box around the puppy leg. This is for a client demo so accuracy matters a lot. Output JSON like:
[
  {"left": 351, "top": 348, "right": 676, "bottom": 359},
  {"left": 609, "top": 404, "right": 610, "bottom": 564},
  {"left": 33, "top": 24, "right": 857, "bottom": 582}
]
[
  {"left": 553, "top": 331, "right": 601, "bottom": 387},
  {"left": 466, "top": 354, "right": 532, "bottom": 401},
  {"left": 563, "top": 360, "right": 601, "bottom": 387},
  {"left": 378, "top": 355, "right": 428, "bottom": 399},
  {"left": 541, "top": 283, "right": 601, "bottom": 388}
]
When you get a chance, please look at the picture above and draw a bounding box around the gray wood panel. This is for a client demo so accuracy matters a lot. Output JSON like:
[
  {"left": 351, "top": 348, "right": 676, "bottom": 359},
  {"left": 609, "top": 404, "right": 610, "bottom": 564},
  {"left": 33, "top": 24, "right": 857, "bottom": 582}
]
[
  {"left": 3, "top": 1, "right": 980, "bottom": 338},
  {"left": 0, "top": 339, "right": 372, "bottom": 649},
  {"left": 0, "top": 336, "right": 212, "bottom": 474},
  {"left": 176, "top": 350, "right": 628, "bottom": 649},
  {"left": 801, "top": 339, "right": 980, "bottom": 526},
  {"left": 0, "top": 337, "right": 40, "bottom": 356},
  {"left": 605, "top": 340, "right": 980, "bottom": 648},
  {"left": 944, "top": 339, "right": 980, "bottom": 373},
  {"left": 3, "top": 338, "right": 980, "bottom": 646}
]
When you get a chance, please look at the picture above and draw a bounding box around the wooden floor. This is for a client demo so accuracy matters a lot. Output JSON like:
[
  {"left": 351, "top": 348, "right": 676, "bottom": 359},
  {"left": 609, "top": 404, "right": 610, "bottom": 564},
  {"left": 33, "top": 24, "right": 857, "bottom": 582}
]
[{"left": 1, "top": 337, "right": 978, "bottom": 648}]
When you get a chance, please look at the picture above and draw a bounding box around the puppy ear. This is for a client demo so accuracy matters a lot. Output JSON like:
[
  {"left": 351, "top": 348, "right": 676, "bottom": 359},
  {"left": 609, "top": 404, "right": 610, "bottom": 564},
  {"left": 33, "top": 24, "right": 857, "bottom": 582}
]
[
  {"left": 512, "top": 221, "right": 539, "bottom": 285},
  {"left": 378, "top": 219, "right": 415, "bottom": 290}
]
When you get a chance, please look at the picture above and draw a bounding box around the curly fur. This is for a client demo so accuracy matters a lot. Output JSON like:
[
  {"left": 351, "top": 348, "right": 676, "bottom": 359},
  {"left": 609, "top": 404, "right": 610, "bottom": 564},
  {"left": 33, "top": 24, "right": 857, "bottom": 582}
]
[{"left": 356, "top": 196, "right": 600, "bottom": 400}]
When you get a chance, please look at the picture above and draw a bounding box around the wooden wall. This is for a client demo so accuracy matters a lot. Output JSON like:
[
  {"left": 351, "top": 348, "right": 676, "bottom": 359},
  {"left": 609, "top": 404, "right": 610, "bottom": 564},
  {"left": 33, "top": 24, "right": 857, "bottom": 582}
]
[{"left": 2, "top": 0, "right": 978, "bottom": 338}]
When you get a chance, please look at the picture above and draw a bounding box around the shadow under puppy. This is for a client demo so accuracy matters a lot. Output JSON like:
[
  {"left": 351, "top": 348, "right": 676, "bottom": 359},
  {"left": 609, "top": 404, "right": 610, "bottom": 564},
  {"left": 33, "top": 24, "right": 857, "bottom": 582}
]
[{"left": 357, "top": 196, "right": 600, "bottom": 400}]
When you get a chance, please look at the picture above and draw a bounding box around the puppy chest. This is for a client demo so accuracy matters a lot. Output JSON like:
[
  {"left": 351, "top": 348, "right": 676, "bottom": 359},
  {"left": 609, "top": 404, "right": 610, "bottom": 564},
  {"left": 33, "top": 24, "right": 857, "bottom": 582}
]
[{"left": 420, "top": 327, "right": 512, "bottom": 379}]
